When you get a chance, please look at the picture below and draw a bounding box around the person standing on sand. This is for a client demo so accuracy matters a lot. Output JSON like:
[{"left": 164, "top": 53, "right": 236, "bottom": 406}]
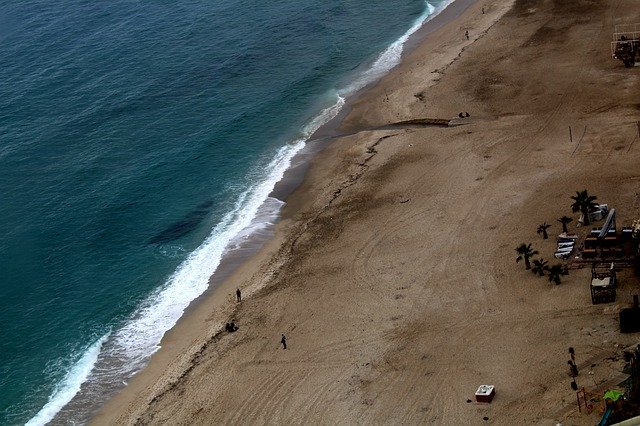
[
  {"left": 280, "top": 334, "right": 287, "bottom": 349},
  {"left": 236, "top": 288, "right": 241, "bottom": 302},
  {"left": 465, "top": 30, "right": 469, "bottom": 40}
]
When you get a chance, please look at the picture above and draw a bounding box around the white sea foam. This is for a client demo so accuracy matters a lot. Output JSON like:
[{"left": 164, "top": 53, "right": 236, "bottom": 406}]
[
  {"left": 26, "top": 334, "right": 109, "bottom": 426},
  {"left": 230, "top": 196, "right": 285, "bottom": 247}
]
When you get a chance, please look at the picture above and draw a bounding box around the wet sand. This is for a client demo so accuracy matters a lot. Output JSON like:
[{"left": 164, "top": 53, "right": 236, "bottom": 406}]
[{"left": 94, "top": 0, "right": 640, "bottom": 424}]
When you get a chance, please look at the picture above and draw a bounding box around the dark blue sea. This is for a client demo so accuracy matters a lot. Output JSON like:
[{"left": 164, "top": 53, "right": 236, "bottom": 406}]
[{"left": 0, "top": 1, "right": 451, "bottom": 423}]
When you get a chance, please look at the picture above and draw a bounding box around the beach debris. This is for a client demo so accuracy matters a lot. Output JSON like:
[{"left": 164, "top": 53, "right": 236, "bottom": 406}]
[
  {"left": 387, "top": 118, "right": 450, "bottom": 127},
  {"left": 399, "top": 198, "right": 410, "bottom": 204}
]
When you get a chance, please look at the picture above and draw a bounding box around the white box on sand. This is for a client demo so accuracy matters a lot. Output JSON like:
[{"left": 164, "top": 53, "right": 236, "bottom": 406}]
[{"left": 475, "top": 385, "right": 496, "bottom": 403}]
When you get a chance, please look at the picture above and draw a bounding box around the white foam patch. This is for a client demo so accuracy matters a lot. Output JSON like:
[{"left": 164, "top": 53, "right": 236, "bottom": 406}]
[
  {"left": 26, "top": 334, "right": 109, "bottom": 426},
  {"left": 230, "top": 196, "right": 284, "bottom": 246}
]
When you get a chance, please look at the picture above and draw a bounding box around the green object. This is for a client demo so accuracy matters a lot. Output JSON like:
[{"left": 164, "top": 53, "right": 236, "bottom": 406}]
[{"left": 603, "top": 390, "right": 623, "bottom": 402}]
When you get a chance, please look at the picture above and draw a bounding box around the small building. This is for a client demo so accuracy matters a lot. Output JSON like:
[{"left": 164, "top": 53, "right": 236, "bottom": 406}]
[
  {"left": 611, "top": 24, "right": 640, "bottom": 67},
  {"left": 475, "top": 385, "right": 496, "bottom": 403},
  {"left": 591, "top": 263, "right": 617, "bottom": 304}
]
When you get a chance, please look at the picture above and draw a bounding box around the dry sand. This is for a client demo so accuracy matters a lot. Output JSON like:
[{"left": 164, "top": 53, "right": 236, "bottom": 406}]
[{"left": 93, "top": 0, "right": 640, "bottom": 424}]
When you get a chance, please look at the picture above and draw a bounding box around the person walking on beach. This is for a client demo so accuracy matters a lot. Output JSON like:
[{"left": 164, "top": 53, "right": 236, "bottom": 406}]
[
  {"left": 236, "top": 288, "right": 241, "bottom": 302},
  {"left": 465, "top": 30, "right": 469, "bottom": 40},
  {"left": 280, "top": 334, "right": 287, "bottom": 349}
]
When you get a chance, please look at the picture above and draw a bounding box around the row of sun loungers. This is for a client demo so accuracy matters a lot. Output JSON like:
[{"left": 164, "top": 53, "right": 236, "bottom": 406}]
[{"left": 555, "top": 234, "right": 577, "bottom": 259}]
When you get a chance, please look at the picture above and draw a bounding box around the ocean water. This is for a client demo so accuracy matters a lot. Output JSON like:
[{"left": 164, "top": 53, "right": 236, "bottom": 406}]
[{"left": 0, "top": 0, "right": 451, "bottom": 424}]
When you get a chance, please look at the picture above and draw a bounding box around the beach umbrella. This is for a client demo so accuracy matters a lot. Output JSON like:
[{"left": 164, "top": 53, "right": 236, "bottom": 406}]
[{"left": 603, "top": 390, "right": 623, "bottom": 402}]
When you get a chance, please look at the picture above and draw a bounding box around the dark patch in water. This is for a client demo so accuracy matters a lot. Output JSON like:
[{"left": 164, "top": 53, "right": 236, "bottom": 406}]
[{"left": 149, "top": 200, "right": 213, "bottom": 244}]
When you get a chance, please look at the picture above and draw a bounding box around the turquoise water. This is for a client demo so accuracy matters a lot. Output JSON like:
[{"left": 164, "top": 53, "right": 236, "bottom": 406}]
[{"left": 0, "top": 0, "right": 450, "bottom": 423}]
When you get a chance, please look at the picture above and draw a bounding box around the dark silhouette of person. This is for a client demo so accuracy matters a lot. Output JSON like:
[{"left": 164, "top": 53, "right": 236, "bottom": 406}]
[
  {"left": 568, "top": 360, "right": 578, "bottom": 377},
  {"left": 458, "top": 112, "right": 464, "bottom": 118},
  {"left": 225, "top": 322, "right": 238, "bottom": 332},
  {"left": 236, "top": 288, "right": 241, "bottom": 302},
  {"left": 281, "top": 334, "right": 287, "bottom": 349},
  {"left": 465, "top": 112, "right": 470, "bottom": 117},
  {"left": 465, "top": 30, "right": 469, "bottom": 40}
]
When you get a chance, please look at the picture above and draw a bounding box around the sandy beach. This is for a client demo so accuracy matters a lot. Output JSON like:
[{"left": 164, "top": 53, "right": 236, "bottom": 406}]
[{"left": 94, "top": 0, "right": 640, "bottom": 424}]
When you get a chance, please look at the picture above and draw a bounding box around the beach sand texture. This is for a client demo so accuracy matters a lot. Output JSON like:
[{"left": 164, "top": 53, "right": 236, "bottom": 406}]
[{"left": 94, "top": 0, "right": 640, "bottom": 424}]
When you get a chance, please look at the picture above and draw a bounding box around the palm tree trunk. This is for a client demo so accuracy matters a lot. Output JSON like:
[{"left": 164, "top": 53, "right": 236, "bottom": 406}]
[{"left": 525, "top": 258, "right": 531, "bottom": 270}]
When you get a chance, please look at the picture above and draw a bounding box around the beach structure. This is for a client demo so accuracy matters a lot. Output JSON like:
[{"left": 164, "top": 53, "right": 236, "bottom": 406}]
[
  {"left": 591, "top": 262, "right": 616, "bottom": 304},
  {"left": 576, "top": 387, "right": 595, "bottom": 413},
  {"left": 474, "top": 385, "right": 495, "bottom": 403},
  {"left": 599, "top": 208, "right": 617, "bottom": 238},
  {"left": 612, "top": 24, "right": 640, "bottom": 67},
  {"left": 581, "top": 209, "right": 626, "bottom": 260}
]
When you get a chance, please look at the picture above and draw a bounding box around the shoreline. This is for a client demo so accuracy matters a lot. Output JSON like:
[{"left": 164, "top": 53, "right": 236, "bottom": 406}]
[
  {"left": 49, "top": 3, "right": 447, "bottom": 422},
  {"left": 93, "top": 1, "right": 637, "bottom": 424},
  {"left": 91, "top": 0, "right": 500, "bottom": 422}
]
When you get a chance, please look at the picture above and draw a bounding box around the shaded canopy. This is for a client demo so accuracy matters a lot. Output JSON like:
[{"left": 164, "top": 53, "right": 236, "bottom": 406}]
[{"left": 603, "top": 390, "right": 623, "bottom": 402}]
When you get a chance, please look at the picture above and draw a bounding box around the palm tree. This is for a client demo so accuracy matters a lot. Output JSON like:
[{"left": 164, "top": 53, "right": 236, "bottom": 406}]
[
  {"left": 537, "top": 222, "right": 551, "bottom": 239},
  {"left": 546, "top": 264, "right": 569, "bottom": 285},
  {"left": 531, "top": 258, "right": 548, "bottom": 276},
  {"left": 558, "top": 216, "right": 573, "bottom": 234},
  {"left": 570, "top": 190, "right": 599, "bottom": 226},
  {"left": 516, "top": 243, "right": 538, "bottom": 270}
]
